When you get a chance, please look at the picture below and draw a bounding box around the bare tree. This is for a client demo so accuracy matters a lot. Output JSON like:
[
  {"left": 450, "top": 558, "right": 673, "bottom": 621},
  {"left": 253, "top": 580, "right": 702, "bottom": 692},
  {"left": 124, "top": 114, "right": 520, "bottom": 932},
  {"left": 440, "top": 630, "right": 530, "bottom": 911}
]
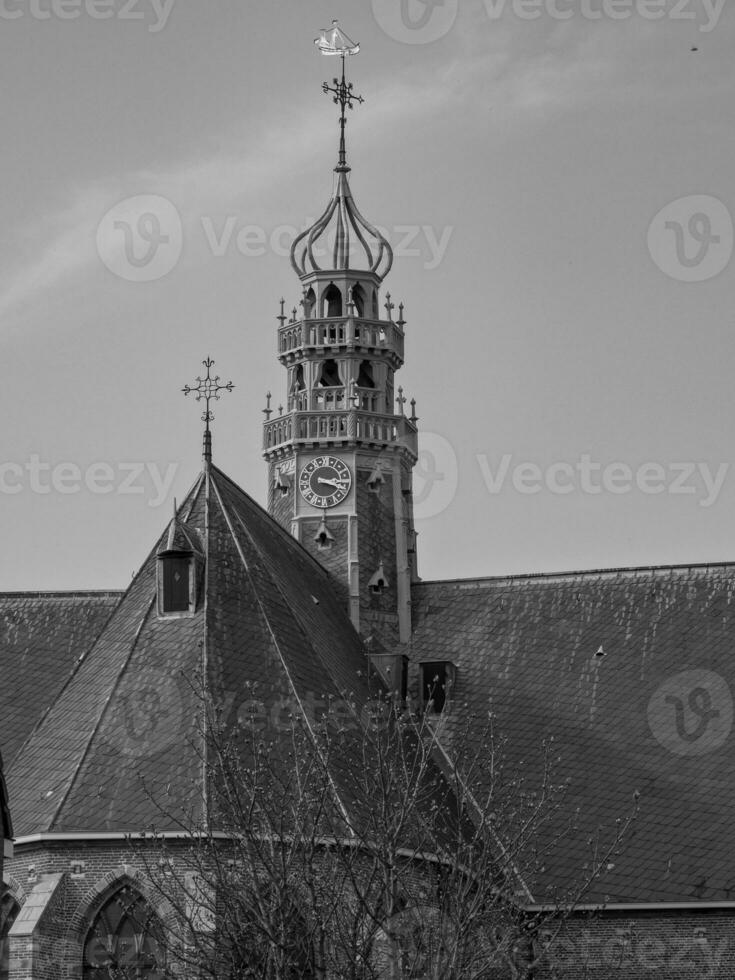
[{"left": 123, "top": 678, "right": 637, "bottom": 980}]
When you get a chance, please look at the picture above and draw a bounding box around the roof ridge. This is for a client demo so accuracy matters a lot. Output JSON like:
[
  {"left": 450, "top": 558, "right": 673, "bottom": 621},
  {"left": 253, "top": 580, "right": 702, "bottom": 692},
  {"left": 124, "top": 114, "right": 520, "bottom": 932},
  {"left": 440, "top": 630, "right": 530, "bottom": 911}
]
[
  {"left": 0, "top": 591, "right": 125, "bottom": 599},
  {"left": 415, "top": 560, "right": 735, "bottom": 589},
  {"left": 48, "top": 592, "right": 158, "bottom": 832},
  {"left": 209, "top": 465, "right": 337, "bottom": 582},
  {"left": 209, "top": 475, "right": 356, "bottom": 835}
]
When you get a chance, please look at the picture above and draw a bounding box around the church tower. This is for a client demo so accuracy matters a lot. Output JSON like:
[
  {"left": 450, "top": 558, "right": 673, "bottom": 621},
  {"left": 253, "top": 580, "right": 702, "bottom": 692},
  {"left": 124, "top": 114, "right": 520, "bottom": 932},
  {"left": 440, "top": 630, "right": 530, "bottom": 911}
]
[{"left": 263, "top": 22, "right": 418, "bottom": 647}]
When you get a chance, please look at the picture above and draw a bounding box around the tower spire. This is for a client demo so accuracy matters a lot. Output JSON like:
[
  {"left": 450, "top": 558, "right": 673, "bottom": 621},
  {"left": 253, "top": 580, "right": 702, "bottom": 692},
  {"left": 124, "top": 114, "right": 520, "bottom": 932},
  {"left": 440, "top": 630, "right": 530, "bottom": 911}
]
[
  {"left": 182, "top": 357, "right": 235, "bottom": 466},
  {"left": 315, "top": 20, "right": 362, "bottom": 172}
]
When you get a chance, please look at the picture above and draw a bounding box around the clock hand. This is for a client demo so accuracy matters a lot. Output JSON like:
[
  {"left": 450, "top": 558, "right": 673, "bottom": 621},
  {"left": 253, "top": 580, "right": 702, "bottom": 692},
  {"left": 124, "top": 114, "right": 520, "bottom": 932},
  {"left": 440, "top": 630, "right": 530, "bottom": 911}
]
[{"left": 318, "top": 477, "right": 347, "bottom": 488}]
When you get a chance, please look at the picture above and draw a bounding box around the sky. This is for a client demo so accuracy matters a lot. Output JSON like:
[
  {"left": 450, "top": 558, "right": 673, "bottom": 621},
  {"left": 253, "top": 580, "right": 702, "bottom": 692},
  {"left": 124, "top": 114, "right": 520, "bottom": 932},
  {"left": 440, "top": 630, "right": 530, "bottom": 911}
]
[{"left": 2, "top": 0, "right": 735, "bottom": 591}]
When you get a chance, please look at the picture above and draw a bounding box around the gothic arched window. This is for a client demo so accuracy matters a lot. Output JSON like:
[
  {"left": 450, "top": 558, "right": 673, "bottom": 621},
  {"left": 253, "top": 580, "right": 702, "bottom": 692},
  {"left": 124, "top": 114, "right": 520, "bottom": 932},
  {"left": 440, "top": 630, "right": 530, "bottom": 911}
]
[
  {"left": 0, "top": 893, "right": 21, "bottom": 980},
  {"left": 322, "top": 283, "right": 342, "bottom": 318},
  {"left": 82, "top": 884, "right": 165, "bottom": 980},
  {"left": 352, "top": 283, "right": 366, "bottom": 318}
]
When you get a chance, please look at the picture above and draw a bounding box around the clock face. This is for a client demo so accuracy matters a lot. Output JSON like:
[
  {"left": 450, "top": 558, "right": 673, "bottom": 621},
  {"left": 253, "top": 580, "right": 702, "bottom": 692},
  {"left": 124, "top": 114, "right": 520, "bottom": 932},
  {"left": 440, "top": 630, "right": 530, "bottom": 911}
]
[{"left": 299, "top": 456, "right": 352, "bottom": 508}]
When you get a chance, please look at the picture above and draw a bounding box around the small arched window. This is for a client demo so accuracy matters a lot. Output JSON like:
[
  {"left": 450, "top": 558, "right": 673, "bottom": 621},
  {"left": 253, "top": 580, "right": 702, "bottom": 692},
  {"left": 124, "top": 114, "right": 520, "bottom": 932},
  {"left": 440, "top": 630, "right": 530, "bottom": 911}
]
[
  {"left": 82, "top": 884, "right": 165, "bottom": 979},
  {"left": 352, "top": 283, "right": 366, "bottom": 318},
  {"left": 322, "top": 283, "right": 342, "bottom": 318},
  {"left": 318, "top": 359, "right": 342, "bottom": 388},
  {"left": 357, "top": 360, "right": 375, "bottom": 389},
  {"left": 304, "top": 287, "right": 316, "bottom": 318}
]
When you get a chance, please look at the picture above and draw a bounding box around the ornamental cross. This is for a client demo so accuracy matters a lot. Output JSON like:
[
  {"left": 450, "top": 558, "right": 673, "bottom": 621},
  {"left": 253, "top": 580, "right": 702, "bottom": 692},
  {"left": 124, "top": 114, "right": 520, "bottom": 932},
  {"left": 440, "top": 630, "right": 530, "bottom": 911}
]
[
  {"left": 317, "top": 21, "right": 363, "bottom": 171},
  {"left": 182, "top": 357, "right": 234, "bottom": 462}
]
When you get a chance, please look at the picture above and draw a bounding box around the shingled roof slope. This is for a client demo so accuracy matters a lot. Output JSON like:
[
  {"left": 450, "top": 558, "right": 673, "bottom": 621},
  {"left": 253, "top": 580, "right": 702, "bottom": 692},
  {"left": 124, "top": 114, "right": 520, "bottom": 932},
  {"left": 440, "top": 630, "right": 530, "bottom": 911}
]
[
  {"left": 409, "top": 565, "right": 735, "bottom": 905},
  {"left": 0, "top": 591, "right": 122, "bottom": 766},
  {"left": 7, "top": 466, "right": 376, "bottom": 837}
]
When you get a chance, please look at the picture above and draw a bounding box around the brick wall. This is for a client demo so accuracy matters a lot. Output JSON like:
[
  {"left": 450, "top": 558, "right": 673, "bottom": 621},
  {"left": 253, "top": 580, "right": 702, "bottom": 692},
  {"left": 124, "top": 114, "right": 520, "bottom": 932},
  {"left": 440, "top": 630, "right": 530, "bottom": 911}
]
[{"left": 532, "top": 909, "right": 735, "bottom": 979}]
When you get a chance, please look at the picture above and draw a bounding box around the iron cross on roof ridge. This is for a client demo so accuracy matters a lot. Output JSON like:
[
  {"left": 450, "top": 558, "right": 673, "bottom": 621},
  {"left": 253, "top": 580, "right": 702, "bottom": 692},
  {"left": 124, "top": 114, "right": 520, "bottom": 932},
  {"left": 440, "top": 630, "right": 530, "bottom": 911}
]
[
  {"left": 316, "top": 20, "right": 363, "bottom": 172},
  {"left": 182, "top": 357, "right": 235, "bottom": 465}
]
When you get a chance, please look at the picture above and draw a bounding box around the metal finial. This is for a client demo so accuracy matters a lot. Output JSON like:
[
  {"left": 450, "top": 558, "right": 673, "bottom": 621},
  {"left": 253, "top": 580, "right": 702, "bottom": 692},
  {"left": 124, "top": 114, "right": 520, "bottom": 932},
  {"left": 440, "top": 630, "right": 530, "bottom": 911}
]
[
  {"left": 396, "top": 387, "right": 407, "bottom": 415},
  {"left": 317, "top": 21, "right": 363, "bottom": 172},
  {"left": 277, "top": 298, "right": 287, "bottom": 326},
  {"left": 384, "top": 293, "right": 394, "bottom": 320},
  {"left": 182, "top": 357, "right": 235, "bottom": 465},
  {"left": 410, "top": 398, "right": 418, "bottom": 424},
  {"left": 397, "top": 302, "right": 406, "bottom": 328},
  {"left": 262, "top": 391, "right": 272, "bottom": 421}
]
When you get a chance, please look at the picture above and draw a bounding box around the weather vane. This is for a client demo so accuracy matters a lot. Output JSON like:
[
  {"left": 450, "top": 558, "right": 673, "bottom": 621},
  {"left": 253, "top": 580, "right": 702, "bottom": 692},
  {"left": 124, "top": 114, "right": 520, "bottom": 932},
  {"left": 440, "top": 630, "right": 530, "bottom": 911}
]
[
  {"left": 315, "top": 20, "right": 362, "bottom": 172},
  {"left": 182, "top": 357, "right": 234, "bottom": 464}
]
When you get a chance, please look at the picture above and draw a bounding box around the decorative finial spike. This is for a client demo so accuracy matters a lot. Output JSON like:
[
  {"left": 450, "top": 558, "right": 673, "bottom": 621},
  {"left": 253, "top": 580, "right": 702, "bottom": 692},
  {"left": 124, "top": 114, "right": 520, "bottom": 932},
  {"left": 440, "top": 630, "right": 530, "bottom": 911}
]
[
  {"left": 262, "top": 391, "right": 273, "bottom": 421},
  {"left": 182, "top": 357, "right": 235, "bottom": 466},
  {"left": 277, "top": 298, "right": 286, "bottom": 326},
  {"left": 410, "top": 398, "right": 418, "bottom": 424},
  {"left": 396, "top": 387, "right": 407, "bottom": 415},
  {"left": 384, "top": 293, "right": 394, "bottom": 320}
]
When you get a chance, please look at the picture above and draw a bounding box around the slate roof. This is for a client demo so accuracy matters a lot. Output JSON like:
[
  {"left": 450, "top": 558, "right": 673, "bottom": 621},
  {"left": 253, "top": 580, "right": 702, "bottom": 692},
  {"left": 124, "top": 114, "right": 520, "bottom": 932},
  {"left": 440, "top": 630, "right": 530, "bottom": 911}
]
[
  {"left": 409, "top": 566, "right": 735, "bottom": 905},
  {"left": 0, "top": 591, "right": 121, "bottom": 766},
  {"left": 6, "top": 466, "right": 378, "bottom": 837}
]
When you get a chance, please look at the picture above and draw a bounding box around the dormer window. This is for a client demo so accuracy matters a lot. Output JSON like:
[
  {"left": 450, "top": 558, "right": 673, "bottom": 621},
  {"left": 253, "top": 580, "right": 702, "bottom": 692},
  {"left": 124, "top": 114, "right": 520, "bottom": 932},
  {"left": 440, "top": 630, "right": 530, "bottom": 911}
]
[
  {"left": 367, "top": 463, "right": 385, "bottom": 493},
  {"left": 420, "top": 661, "right": 456, "bottom": 715},
  {"left": 313, "top": 513, "right": 334, "bottom": 552},
  {"left": 158, "top": 551, "right": 194, "bottom": 614},
  {"left": 274, "top": 469, "right": 292, "bottom": 497},
  {"left": 368, "top": 561, "right": 389, "bottom": 595},
  {"left": 157, "top": 513, "right": 202, "bottom": 617}
]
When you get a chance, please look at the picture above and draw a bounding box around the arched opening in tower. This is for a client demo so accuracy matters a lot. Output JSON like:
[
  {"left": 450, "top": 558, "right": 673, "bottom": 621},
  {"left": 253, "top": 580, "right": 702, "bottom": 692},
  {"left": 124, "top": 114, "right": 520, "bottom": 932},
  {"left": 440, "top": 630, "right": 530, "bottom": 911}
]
[
  {"left": 322, "top": 283, "right": 342, "bottom": 318},
  {"left": 304, "top": 287, "right": 316, "bottom": 318},
  {"left": 357, "top": 360, "right": 375, "bottom": 388},
  {"left": 352, "top": 283, "right": 366, "bottom": 318}
]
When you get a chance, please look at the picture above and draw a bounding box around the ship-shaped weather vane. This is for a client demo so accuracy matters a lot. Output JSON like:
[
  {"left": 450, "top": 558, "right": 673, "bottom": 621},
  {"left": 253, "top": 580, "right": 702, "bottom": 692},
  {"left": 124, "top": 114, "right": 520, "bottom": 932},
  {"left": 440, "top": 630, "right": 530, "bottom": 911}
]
[
  {"left": 315, "top": 20, "right": 362, "bottom": 172},
  {"left": 182, "top": 357, "right": 234, "bottom": 464}
]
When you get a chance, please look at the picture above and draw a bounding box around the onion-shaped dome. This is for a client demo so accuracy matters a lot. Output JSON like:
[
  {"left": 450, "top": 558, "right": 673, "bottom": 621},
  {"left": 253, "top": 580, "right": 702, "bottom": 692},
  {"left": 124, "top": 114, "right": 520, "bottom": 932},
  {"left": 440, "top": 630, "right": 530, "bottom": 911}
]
[{"left": 290, "top": 168, "right": 393, "bottom": 281}]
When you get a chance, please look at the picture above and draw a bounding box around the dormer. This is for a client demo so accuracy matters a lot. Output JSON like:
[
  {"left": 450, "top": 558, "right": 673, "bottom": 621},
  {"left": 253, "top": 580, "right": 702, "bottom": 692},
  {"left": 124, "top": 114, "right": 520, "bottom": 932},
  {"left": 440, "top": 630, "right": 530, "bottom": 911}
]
[{"left": 157, "top": 512, "right": 203, "bottom": 617}]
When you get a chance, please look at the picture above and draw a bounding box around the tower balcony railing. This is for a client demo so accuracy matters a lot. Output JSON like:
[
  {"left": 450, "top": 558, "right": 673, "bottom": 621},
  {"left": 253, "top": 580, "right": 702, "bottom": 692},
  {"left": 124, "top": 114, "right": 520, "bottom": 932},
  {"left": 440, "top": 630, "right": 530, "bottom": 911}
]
[
  {"left": 289, "top": 386, "right": 383, "bottom": 414},
  {"left": 278, "top": 317, "right": 404, "bottom": 361},
  {"left": 263, "top": 410, "right": 418, "bottom": 457}
]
